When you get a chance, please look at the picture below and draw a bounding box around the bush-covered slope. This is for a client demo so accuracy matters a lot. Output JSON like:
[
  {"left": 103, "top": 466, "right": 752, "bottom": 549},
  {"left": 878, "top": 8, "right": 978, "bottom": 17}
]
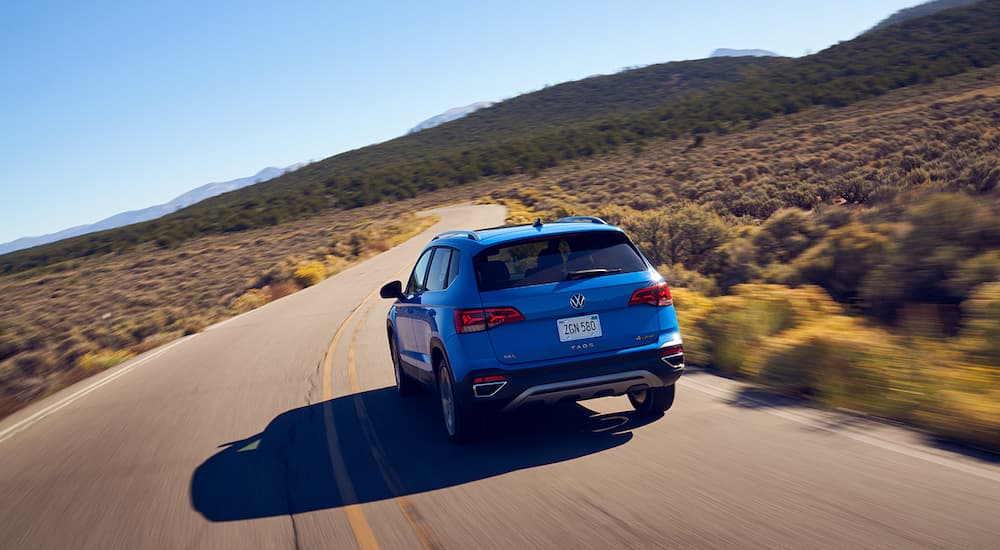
[{"left": 4, "top": 0, "right": 1000, "bottom": 275}]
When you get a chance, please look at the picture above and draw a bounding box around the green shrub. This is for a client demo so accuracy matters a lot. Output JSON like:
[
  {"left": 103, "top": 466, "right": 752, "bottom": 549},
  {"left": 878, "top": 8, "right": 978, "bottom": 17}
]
[
  {"left": 702, "top": 237, "right": 762, "bottom": 292},
  {"left": 659, "top": 263, "right": 719, "bottom": 296},
  {"left": 794, "top": 223, "right": 891, "bottom": 302},
  {"left": 751, "top": 208, "right": 816, "bottom": 265},
  {"left": 861, "top": 193, "right": 998, "bottom": 319},
  {"left": 625, "top": 204, "right": 729, "bottom": 269},
  {"left": 946, "top": 251, "right": 1000, "bottom": 300}
]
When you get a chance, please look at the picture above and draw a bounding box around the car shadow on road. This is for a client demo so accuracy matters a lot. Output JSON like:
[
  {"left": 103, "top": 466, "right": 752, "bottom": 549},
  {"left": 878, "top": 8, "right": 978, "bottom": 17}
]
[{"left": 191, "top": 387, "right": 659, "bottom": 521}]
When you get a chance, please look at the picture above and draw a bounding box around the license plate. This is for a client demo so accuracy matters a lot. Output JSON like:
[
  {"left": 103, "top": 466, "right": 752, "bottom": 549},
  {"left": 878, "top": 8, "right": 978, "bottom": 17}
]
[{"left": 557, "top": 314, "right": 603, "bottom": 342}]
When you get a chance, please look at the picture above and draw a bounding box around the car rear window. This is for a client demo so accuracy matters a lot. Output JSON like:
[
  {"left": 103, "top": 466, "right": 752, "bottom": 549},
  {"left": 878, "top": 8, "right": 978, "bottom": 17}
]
[{"left": 474, "top": 231, "right": 647, "bottom": 291}]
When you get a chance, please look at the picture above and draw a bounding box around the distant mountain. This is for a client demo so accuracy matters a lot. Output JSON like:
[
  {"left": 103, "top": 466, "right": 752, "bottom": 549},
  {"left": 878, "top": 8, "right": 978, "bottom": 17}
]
[
  {"left": 0, "top": 164, "right": 303, "bottom": 255},
  {"left": 866, "top": 0, "right": 982, "bottom": 34},
  {"left": 710, "top": 48, "right": 780, "bottom": 58},
  {"left": 409, "top": 102, "right": 494, "bottom": 133}
]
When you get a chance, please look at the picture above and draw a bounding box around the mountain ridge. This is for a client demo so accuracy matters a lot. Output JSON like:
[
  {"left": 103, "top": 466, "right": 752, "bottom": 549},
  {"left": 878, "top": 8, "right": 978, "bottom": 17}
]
[
  {"left": 710, "top": 48, "right": 780, "bottom": 58},
  {"left": 409, "top": 102, "right": 494, "bottom": 133},
  {"left": 0, "top": 164, "right": 303, "bottom": 255}
]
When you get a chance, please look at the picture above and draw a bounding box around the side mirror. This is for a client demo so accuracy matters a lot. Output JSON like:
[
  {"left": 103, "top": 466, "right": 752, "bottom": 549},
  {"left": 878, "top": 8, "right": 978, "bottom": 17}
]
[{"left": 379, "top": 280, "right": 404, "bottom": 300}]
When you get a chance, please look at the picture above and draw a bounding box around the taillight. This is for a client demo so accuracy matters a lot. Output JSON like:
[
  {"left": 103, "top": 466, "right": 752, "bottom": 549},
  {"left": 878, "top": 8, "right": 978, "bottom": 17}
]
[
  {"left": 454, "top": 307, "right": 525, "bottom": 334},
  {"left": 629, "top": 282, "right": 673, "bottom": 307},
  {"left": 473, "top": 375, "right": 507, "bottom": 384},
  {"left": 660, "top": 344, "right": 683, "bottom": 357}
]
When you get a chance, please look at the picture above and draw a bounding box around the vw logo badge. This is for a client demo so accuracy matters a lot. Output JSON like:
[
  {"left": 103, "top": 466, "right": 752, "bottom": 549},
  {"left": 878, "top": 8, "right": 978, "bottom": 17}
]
[{"left": 569, "top": 293, "right": 586, "bottom": 309}]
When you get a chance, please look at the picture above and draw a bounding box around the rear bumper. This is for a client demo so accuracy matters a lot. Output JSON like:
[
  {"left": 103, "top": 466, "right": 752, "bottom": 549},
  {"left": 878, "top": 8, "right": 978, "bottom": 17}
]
[{"left": 455, "top": 341, "right": 683, "bottom": 413}]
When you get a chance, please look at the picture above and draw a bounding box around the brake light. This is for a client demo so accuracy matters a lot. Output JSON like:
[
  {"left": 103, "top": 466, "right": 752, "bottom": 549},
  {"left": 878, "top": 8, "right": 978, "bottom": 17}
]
[
  {"left": 454, "top": 307, "right": 525, "bottom": 333},
  {"left": 629, "top": 282, "right": 673, "bottom": 307}
]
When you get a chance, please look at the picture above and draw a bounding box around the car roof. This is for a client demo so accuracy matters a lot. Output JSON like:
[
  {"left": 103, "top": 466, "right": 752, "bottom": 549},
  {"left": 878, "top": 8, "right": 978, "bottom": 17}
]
[{"left": 430, "top": 219, "right": 625, "bottom": 249}]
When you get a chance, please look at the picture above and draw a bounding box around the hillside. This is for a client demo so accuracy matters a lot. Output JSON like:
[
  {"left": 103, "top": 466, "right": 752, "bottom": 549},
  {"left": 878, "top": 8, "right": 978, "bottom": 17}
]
[
  {"left": 4, "top": 0, "right": 1000, "bottom": 276},
  {"left": 3, "top": 63, "right": 999, "bottom": 428},
  {"left": 866, "top": 0, "right": 982, "bottom": 33}
]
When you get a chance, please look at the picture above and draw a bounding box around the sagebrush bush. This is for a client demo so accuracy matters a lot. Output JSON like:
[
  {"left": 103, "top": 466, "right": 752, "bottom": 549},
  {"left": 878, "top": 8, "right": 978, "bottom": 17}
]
[
  {"left": 957, "top": 281, "right": 1000, "bottom": 366},
  {"left": 231, "top": 288, "right": 269, "bottom": 314},
  {"left": 669, "top": 288, "right": 715, "bottom": 366},
  {"left": 753, "top": 318, "right": 900, "bottom": 411},
  {"left": 699, "top": 284, "right": 843, "bottom": 376},
  {"left": 180, "top": 316, "right": 208, "bottom": 336},
  {"left": 293, "top": 261, "right": 326, "bottom": 287},
  {"left": 77, "top": 349, "right": 134, "bottom": 372},
  {"left": 130, "top": 332, "right": 178, "bottom": 355},
  {"left": 914, "top": 387, "right": 1000, "bottom": 452}
]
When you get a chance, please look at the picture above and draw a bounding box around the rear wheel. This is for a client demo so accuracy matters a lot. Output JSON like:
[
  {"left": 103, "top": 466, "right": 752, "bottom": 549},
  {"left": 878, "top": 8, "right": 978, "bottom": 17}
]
[
  {"left": 438, "top": 359, "right": 480, "bottom": 442},
  {"left": 628, "top": 384, "right": 675, "bottom": 415},
  {"left": 389, "top": 333, "right": 418, "bottom": 396}
]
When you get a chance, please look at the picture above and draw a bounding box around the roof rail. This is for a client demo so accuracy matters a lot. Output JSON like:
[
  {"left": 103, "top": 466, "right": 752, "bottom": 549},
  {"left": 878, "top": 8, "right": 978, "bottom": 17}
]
[
  {"left": 432, "top": 230, "right": 479, "bottom": 241},
  {"left": 555, "top": 216, "right": 608, "bottom": 225}
]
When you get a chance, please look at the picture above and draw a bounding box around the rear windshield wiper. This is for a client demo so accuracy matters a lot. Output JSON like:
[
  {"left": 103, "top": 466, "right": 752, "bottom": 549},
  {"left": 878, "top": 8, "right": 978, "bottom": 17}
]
[{"left": 566, "top": 268, "right": 622, "bottom": 280}]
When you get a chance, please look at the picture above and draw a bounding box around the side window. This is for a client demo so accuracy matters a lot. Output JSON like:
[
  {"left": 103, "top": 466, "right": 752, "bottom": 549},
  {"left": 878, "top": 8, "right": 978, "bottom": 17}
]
[
  {"left": 446, "top": 249, "right": 461, "bottom": 287},
  {"left": 406, "top": 249, "right": 433, "bottom": 294},
  {"left": 425, "top": 248, "right": 453, "bottom": 292}
]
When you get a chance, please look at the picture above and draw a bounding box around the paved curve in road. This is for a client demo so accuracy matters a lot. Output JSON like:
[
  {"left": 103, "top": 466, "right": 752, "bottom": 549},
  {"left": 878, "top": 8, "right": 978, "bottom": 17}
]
[{"left": 1, "top": 203, "right": 997, "bottom": 549}]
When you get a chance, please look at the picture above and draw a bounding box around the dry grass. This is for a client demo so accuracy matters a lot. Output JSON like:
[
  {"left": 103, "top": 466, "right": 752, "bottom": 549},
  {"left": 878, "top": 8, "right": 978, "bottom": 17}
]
[
  {"left": 0, "top": 201, "right": 449, "bottom": 418},
  {"left": 673, "top": 284, "right": 1000, "bottom": 452}
]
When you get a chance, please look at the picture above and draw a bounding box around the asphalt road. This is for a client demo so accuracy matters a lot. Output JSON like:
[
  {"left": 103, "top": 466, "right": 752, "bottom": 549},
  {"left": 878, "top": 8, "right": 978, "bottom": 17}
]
[{"left": 1, "top": 203, "right": 997, "bottom": 549}]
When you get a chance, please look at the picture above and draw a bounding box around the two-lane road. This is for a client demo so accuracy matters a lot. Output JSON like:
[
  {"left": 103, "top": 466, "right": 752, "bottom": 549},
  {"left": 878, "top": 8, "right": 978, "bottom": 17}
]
[{"left": 1, "top": 203, "right": 997, "bottom": 549}]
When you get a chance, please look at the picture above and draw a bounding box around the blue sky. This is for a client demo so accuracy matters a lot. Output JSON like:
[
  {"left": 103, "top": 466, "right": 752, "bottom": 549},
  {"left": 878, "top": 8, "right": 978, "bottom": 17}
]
[{"left": 0, "top": 0, "right": 920, "bottom": 243}]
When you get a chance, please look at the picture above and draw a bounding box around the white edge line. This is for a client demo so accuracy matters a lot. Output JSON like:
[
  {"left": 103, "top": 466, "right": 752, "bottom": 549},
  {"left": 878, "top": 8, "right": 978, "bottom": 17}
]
[
  {"left": 680, "top": 376, "right": 1000, "bottom": 484},
  {"left": 1, "top": 205, "right": 493, "bottom": 443},
  {"left": 205, "top": 307, "right": 256, "bottom": 331},
  {"left": 0, "top": 337, "right": 189, "bottom": 444}
]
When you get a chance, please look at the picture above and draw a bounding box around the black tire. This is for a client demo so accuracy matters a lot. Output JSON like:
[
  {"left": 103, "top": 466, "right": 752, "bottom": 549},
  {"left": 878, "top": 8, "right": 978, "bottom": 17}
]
[
  {"left": 628, "top": 384, "right": 675, "bottom": 415},
  {"left": 389, "top": 332, "right": 419, "bottom": 396},
  {"left": 437, "top": 359, "right": 480, "bottom": 442}
]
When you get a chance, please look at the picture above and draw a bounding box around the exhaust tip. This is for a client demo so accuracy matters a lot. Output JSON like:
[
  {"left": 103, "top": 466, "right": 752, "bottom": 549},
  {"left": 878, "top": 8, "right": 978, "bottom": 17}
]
[
  {"left": 660, "top": 344, "right": 684, "bottom": 368},
  {"left": 660, "top": 354, "right": 684, "bottom": 368},
  {"left": 473, "top": 381, "right": 507, "bottom": 398}
]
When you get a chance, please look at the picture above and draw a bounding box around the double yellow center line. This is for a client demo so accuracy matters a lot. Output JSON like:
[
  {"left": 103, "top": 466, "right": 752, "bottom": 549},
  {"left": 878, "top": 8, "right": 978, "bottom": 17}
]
[{"left": 321, "top": 271, "right": 443, "bottom": 550}]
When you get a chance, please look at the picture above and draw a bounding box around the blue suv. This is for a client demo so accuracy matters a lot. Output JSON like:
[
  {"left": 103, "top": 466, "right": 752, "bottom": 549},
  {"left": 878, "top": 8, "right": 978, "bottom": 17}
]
[{"left": 379, "top": 216, "right": 684, "bottom": 441}]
